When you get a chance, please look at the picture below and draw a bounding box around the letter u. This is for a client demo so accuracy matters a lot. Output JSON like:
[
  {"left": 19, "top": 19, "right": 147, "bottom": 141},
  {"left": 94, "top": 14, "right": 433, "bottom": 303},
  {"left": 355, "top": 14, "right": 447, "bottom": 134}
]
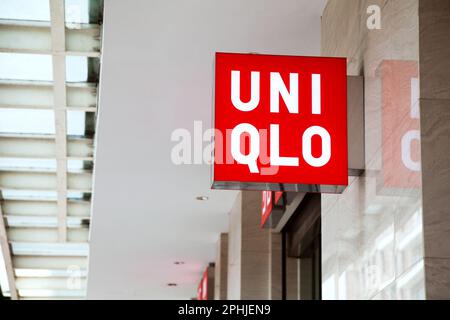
[{"left": 231, "top": 70, "right": 260, "bottom": 112}]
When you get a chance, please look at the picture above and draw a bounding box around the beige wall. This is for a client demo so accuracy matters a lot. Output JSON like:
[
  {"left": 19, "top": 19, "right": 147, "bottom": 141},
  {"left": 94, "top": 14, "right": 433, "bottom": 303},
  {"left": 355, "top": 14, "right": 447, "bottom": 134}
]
[
  {"left": 321, "top": 0, "right": 425, "bottom": 299},
  {"left": 269, "top": 232, "right": 283, "bottom": 300},
  {"left": 214, "top": 233, "right": 228, "bottom": 300},
  {"left": 419, "top": 0, "right": 450, "bottom": 299},
  {"left": 227, "top": 192, "right": 243, "bottom": 299},
  {"left": 227, "top": 191, "right": 282, "bottom": 299}
]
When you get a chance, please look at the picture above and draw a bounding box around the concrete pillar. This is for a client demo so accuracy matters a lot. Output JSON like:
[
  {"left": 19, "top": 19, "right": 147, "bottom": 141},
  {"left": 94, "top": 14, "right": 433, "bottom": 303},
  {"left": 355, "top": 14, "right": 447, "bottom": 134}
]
[
  {"left": 285, "top": 257, "right": 299, "bottom": 299},
  {"left": 419, "top": 0, "right": 450, "bottom": 299},
  {"left": 206, "top": 263, "right": 215, "bottom": 300},
  {"left": 227, "top": 191, "right": 282, "bottom": 299},
  {"left": 269, "top": 232, "right": 282, "bottom": 300},
  {"left": 214, "top": 233, "right": 228, "bottom": 300}
]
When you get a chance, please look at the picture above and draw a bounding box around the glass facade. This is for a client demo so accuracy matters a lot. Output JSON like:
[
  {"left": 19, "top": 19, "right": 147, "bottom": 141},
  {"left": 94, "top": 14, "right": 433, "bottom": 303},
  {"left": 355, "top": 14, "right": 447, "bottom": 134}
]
[{"left": 321, "top": 0, "right": 423, "bottom": 300}]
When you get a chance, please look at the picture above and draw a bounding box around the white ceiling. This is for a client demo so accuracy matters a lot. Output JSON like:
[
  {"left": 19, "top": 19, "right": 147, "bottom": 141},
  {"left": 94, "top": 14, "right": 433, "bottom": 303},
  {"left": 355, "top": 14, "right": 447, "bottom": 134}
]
[{"left": 87, "top": 0, "right": 326, "bottom": 299}]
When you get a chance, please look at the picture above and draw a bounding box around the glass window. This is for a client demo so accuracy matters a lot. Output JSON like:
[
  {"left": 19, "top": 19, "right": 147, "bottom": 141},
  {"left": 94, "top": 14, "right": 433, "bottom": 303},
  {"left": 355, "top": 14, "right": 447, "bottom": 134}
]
[
  {"left": 65, "top": 0, "right": 90, "bottom": 24},
  {"left": 1, "top": 190, "right": 57, "bottom": 201},
  {"left": 67, "top": 110, "right": 86, "bottom": 136},
  {"left": 65, "top": 0, "right": 103, "bottom": 24},
  {"left": 0, "top": 109, "right": 55, "bottom": 135},
  {"left": 0, "top": 158, "right": 56, "bottom": 171},
  {"left": 67, "top": 191, "right": 91, "bottom": 201},
  {"left": 66, "top": 56, "right": 87, "bottom": 82},
  {"left": 66, "top": 56, "right": 100, "bottom": 83},
  {"left": 0, "top": 0, "right": 50, "bottom": 21},
  {"left": 0, "top": 53, "right": 53, "bottom": 82},
  {"left": 68, "top": 159, "right": 93, "bottom": 172}
]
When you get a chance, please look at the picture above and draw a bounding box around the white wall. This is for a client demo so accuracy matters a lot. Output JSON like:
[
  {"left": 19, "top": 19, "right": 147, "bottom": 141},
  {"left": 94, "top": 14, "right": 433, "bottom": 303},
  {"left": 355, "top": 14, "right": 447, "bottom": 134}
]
[{"left": 88, "top": 0, "right": 326, "bottom": 299}]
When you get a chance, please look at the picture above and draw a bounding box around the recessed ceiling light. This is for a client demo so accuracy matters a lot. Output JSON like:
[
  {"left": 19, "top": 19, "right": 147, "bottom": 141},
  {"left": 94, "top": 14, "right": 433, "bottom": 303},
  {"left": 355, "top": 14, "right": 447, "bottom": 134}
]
[
  {"left": 174, "top": 261, "right": 185, "bottom": 265},
  {"left": 196, "top": 196, "right": 209, "bottom": 201},
  {"left": 167, "top": 283, "right": 178, "bottom": 287}
]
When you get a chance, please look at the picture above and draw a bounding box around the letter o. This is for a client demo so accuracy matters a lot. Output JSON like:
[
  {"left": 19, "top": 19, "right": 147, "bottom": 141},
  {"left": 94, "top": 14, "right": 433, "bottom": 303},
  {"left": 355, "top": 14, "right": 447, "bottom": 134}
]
[{"left": 302, "top": 126, "right": 331, "bottom": 167}]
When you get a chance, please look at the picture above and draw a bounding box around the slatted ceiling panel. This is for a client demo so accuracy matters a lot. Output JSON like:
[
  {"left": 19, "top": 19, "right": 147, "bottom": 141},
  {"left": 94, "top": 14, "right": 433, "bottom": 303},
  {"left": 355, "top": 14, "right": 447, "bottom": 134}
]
[
  {"left": 15, "top": 268, "right": 88, "bottom": 278},
  {"left": 13, "top": 256, "right": 88, "bottom": 270},
  {"left": 15, "top": 277, "right": 87, "bottom": 290},
  {"left": 0, "top": 20, "right": 52, "bottom": 52},
  {"left": 2, "top": 200, "right": 91, "bottom": 217},
  {"left": 66, "top": 84, "right": 97, "bottom": 108},
  {"left": 20, "top": 297, "right": 84, "bottom": 300},
  {"left": 67, "top": 201, "right": 90, "bottom": 217},
  {"left": 0, "top": 81, "right": 54, "bottom": 107},
  {"left": 15, "top": 270, "right": 87, "bottom": 295},
  {"left": 0, "top": 20, "right": 101, "bottom": 56},
  {"left": 0, "top": 80, "right": 97, "bottom": 110},
  {"left": 2, "top": 200, "right": 58, "bottom": 216},
  {"left": 10, "top": 243, "right": 88, "bottom": 256},
  {"left": 0, "top": 137, "right": 94, "bottom": 158},
  {"left": 0, "top": 137, "right": 55, "bottom": 158},
  {"left": 0, "top": 159, "right": 56, "bottom": 172},
  {"left": 0, "top": 172, "right": 93, "bottom": 190},
  {"left": 66, "top": 24, "right": 101, "bottom": 54},
  {"left": 18, "top": 289, "right": 86, "bottom": 298},
  {"left": 67, "top": 173, "right": 92, "bottom": 190},
  {"left": 0, "top": 0, "right": 103, "bottom": 299},
  {"left": 67, "top": 139, "right": 94, "bottom": 158},
  {"left": 0, "top": 172, "right": 57, "bottom": 189},
  {"left": 4, "top": 216, "right": 89, "bottom": 228},
  {"left": 0, "top": 172, "right": 94, "bottom": 191},
  {"left": 7, "top": 228, "right": 89, "bottom": 242},
  {"left": 7, "top": 228, "right": 56, "bottom": 242}
]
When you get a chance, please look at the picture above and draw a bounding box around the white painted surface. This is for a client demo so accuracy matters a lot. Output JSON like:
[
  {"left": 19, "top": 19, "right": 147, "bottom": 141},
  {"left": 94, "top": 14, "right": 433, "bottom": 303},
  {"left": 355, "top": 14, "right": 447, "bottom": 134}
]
[{"left": 88, "top": 0, "right": 325, "bottom": 299}]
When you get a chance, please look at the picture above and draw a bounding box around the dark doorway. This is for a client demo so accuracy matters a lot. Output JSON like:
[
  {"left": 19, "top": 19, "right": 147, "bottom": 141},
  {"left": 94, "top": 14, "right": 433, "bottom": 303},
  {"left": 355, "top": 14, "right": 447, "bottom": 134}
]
[{"left": 283, "top": 193, "right": 321, "bottom": 300}]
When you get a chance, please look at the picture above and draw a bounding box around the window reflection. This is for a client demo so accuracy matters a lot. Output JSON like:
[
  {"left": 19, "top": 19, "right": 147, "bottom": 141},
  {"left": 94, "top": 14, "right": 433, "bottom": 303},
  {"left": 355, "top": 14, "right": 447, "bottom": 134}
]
[
  {"left": 321, "top": 0, "right": 423, "bottom": 300},
  {"left": 379, "top": 60, "right": 421, "bottom": 190}
]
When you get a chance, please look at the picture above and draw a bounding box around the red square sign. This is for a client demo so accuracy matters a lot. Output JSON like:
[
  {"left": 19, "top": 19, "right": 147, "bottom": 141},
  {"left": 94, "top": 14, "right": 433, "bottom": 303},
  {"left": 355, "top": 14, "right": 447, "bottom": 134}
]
[{"left": 212, "top": 53, "right": 348, "bottom": 192}]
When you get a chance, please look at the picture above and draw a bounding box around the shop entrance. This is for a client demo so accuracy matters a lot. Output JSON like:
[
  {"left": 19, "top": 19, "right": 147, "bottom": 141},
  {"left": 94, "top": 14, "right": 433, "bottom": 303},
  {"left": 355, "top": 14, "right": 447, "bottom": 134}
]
[{"left": 282, "top": 193, "right": 321, "bottom": 300}]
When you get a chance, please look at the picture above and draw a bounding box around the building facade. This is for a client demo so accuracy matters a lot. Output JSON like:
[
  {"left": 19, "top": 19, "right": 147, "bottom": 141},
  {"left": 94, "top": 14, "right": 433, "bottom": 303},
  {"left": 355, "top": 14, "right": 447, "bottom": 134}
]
[{"left": 211, "top": 0, "right": 450, "bottom": 300}]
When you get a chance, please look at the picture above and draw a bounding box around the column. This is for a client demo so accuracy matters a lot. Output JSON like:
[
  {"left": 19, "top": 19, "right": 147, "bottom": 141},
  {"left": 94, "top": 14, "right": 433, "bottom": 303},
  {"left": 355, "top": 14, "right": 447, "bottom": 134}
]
[
  {"left": 214, "top": 233, "right": 228, "bottom": 300},
  {"left": 227, "top": 191, "right": 281, "bottom": 299},
  {"left": 419, "top": 0, "right": 450, "bottom": 299}
]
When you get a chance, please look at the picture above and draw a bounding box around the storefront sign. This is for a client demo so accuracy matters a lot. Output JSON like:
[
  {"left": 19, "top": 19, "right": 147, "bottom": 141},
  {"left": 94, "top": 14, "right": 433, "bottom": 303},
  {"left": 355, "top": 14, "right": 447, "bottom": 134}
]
[
  {"left": 197, "top": 269, "right": 208, "bottom": 300},
  {"left": 212, "top": 52, "right": 348, "bottom": 192},
  {"left": 261, "top": 191, "right": 283, "bottom": 227}
]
